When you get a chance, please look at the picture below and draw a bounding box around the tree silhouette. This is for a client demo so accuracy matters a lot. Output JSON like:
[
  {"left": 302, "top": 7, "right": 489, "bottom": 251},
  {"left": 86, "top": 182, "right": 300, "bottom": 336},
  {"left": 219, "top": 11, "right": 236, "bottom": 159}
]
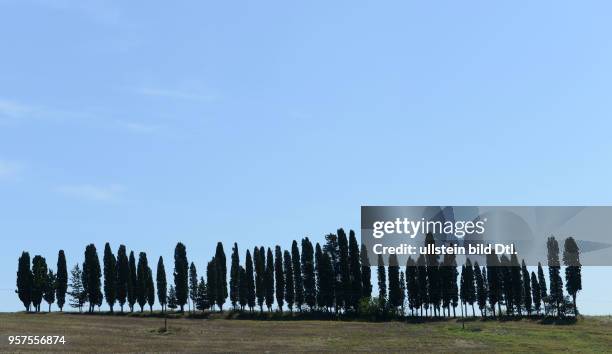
[
  {"left": 474, "top": 263, "right": 486, "bottom": 317},
  {"left": 284, "top": 250, "right": 294, "bottom": 312},
  {"left": 167, "top": 285, "right": 178, "bottom": 310},
  {"left": 206, "top": 258, "right": 218, "bottom": 311},
  {"left": 530, "top": 272, "right": 541, "bottom": 315},
  {"left": 405, "top": 257, "right": 417, "bottom": 316},
  {"left": 195, "top": 276, "right": 209, "bottom": 311},
  {"left": 416, "top": 254, "right": 427, "bottom": 317},
  {"left": 264, "top": 247, "right": 275, "bottom": 311},
  {"left": 377, "top": 254, "right": 386, "bottom": 309},
  {"left": 486, "top": 253, "right": 501, "bottom": 317},
  {"left": 336, "top": 229, "right": 350, "bottom": 311},
  {"left": 521, "top": 260, "right": 532, "bottom": 316},
  {"left": 56, "top": 250, "right": 68, "bottom": 312},
  {"left": 156, "top": 256, "right": 167, "bottom": 312},
  {"left": 103, "top": 243, "right": 117, "bottom": 312},
  {"left": 255, "top": 246, "right": 265, "bottom": 312},
  {"left": 214, "top": 242, "right": 228, "bottom": 311},
  {"left": 16, "top": 251, "right": 32, "bottom": 311},
  {"left": 563, "top": 237, "right": 582, "bottom": 315},
  {"left": 348, "top": 230, "right": 362, "bottom": 310},
  {"left": 388, "top": 254, "right": 401, "bottom": 312},
  {"left": 83, "top": 244, "right": 102, "bottom": 313},
  {"left": 32, "top": 255, "right": 47, "bottom": 312},
  {"left": 173, "top": 242, "right": 189, "bottom": 312},
  {"left": 510, "top": 254, "right": 523, "bottom": 315},
  {"left": 68, "top": 264, "right": 86, "bottom": 312},
  {"left": 146, "top": 266, "right": 155, "bottom": 312},
  {"left": 537, "top": 262, "right": 548, "bottom": 314},
  {"left": 128, "top": 251, "right": 137, "bottom": 312},
  {"left": 189, "top": 262, "right": 198, "bottom": 313},
  {"left": 136, "top": 252, "right": 149, "bottom": 312},
  {"left": 547, "top": 236, "right": 563, "bottom": 316},
  {"left": 245, "top": 250, "right": 256, "bottom": 312},
  {"left": 360, "top": 244, "right": 372, "bottom": 299},
  {"left": 424, "top": 233, "right": 441, "bottom": 317},
  {"left": 274, "top": 246, "right": 285, "bottom": 311},
  {"left": 239, "top": 266, "right": 247, "bottom": 311},
  {"left": 43, "top": 269, "right": 56, "bottom": 312},
  {"left": 230, "top": 242, "right": 240, "bottom": 310},
  {"left": 302, "top": 237, "right": 316, "bottom": 310},
  {"left": 463, "top": 259, "right": 476, "bottom": 317},
  {"left": 291, "top": 240, "right": 304, "bottom": 311},
  {"left": 116, "top": 245, "right": 129, "bottom": 313}
]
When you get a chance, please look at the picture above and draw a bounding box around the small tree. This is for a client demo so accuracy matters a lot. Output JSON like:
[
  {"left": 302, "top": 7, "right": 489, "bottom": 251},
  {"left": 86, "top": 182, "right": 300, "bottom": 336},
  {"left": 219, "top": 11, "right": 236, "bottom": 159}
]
[
  {"left": 563, "top": 237, "right": 582, "bottom": 315},
  {"left": 43, "top": 270, "right": 56, "bottom": 312},
  {"left": 16, "top": 251, "right": 33, "bottom": 311},
  {"left": 530, "top": 272, "right": 541, "bottom": 315},
  {"left": 68, "top": 264, "right": 86, "bottom": 312},
  {"left": 32, "top": 255, "right": 48, "bottom": 312},
  {"left": 195, "top": 277, "right": 209, "bottom": 311},
  {"left": 167, "top": 285, "right": 178, "bottom": 311},
  {"left": 146, "top": 267, "right": 155, "bottom": 312}
]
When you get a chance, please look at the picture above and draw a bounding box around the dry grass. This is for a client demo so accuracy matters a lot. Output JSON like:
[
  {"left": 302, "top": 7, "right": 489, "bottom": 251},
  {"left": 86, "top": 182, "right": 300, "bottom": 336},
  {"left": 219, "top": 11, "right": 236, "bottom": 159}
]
[{"left": 0, "top": 313, "right": 610, "bottom": 352}]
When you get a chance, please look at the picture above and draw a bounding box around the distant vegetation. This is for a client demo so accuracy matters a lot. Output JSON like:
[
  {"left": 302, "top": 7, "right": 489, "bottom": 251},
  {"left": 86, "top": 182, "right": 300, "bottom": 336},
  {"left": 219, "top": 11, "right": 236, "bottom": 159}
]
[{"left": 15, "top": 229, "right": 582, "bottom": 320}]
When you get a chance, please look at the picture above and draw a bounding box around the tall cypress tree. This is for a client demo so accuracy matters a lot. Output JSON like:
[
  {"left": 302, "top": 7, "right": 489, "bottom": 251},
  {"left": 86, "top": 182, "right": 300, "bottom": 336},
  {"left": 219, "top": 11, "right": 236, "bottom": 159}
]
[
  {"left": 377, "top": 254, "right": 386, "bottom": 309},
  {"left": 174, "top": 242, "right": 189, "bottom": 312},
  {"left": 56, "top": 250, "right": 67, "bottom": 312},
  {"left": 16, "top": 251, "right": 33, "bottom": 311},
  {"left": 360, "top": 244, "right": 372, "bottom": 299},
  {"left": 128, "top": 251, "right": 137, "bottom": 312},
  {"left": 530, "top": 272, "right": 541, "bottom": 314},
  {"left": 291, "top": 241, "right": 304, "bottom": 311},
  {"left": 387, "top": 253, "right": 401, "bottom": 311},
  {"left": 136, "top": 252, "right": 149, "bottom": 312},
  {"left": 416, "top": 254, "right": 427, "bottom": 317},
  {"left": 499, "top": 255, "right": 513, "bottom": 315},
  {"left": 32, "top": 255, "right": 48, "bottom": 312},
  {"left": 336, "top": 229, "right": 350, "bottom": 311},
  {"left": 255, "top": 246, "right": 265, "bottom": 312},
  {"left": 405, "top": 257, "right": 417, "bottom": 316},
  {"left": 563, "top": 237, "right": 582, "bottom": 315},
  {"left": 245, "top": 250, "right": 256, "bottom": 312},
  {"left": 43, "top": 269, "right": 56, "bottom": 312},
  {"left": 189, "top": 262, "right": 198, "bottom": 313},
  {"left": 547, "top": 236, "right": 563, "bottom": 316},
  {"left": 320, "top": 249, "right": 335, "bottom": 311},
  {"left": 424, "top": 233, "right": 441, "bottom": 317},
  {"left": 464, "top": 259, "right": 476, "bottom": 317},
  {"left": 510, "top": 254, "right": 523, "bottom": 315},
  {"left": 486, "top": 253, "right": 501, "bottom": 317},
  {"left": 302, "top": 237, "right": 316, "bottom": 309},
  {"left": 399, "top": 271, "right": 406, "bottom": 315},
  {"left": 116, "top": 245, "right": 129, "bottom": 312},
  {"left": 474, "top": 263, "right": 486, "bottom": 317},
  {"left": 284, "top": 250, "right": 294, "bottom": 312},
  {"left": 537, "top": 262, "right": 548, "bottom": 314},
  {"left": 206, "top": 258, "right": 218, "bottom": 311},
  {"left": 83, "top": 244, "right": 102, "bottom": 313},
  {"left": 274, "top": 246, "right": 285, "bottom": 311},
  {"left": 103, "top": 243, "right": 117, "bottom": 312},
  {"left": 230, "top": 242, "right": 240, "bottom": 310},
  {"left": 214, "top": 242, "right": 228, "bottom": 311},
  {"left": 521, "top": 260, "right": 532, "bottom": 315},
  {"left": 264, "top": 247, "right": 275, "bottom": 311},
  {"left": 157, "top": 256, "right": 167, "bottom": 312},
  {"left": 146, "top": 266, "right": 155, "bottom": 312},
  {"left": 238, "top": 266, "right": 247, "bottom": 311},
  {"left": 348, "top": 230, "right": 362, "bottom": 310}
]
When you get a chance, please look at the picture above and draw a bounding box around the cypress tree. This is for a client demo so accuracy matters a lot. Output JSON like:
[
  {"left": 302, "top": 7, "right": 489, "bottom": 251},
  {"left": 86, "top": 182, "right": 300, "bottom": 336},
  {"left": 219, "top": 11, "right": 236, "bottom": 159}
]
[
  {"left": 83, "top": 244, "right": 102, "bottom": 313},
  {"left": 43, "top": 269, "right": 56, "bottom": 312},
  {"left": 103, "top": 243, "right": 117, "bottom": 312},
  {"left": 510, "top": 254, "right": 523, "bottom": 315},
  {"left": 416, "top": 254, "right": 427, "bottom": 317},
  {"left": 168, "top": 285, "right": 178, "bottom": 310},
  {"left": 464, "top": 259, "right": 476, "bottom": 317},
  {"left": 128, "top": 251, "right": 137, "bottom": 312},
  {"left": 255, "top": 246, "right": 265, "bottom": 312},
  {"left": 68, "top": 264, "right": 86, "bottom": 312},
  {"left": 521, "top": 260, "right": 532, "bottom": 316},
  {"left": 136, "top": 252, "right": 149, "bottom": 312},
  {"left": 32, "top": 255, "right": 47, "bottom": 312},
  {"left": 116, "top": 245, "right": 129, "bottom": 312},
  {"left": 284, "top": 250, "right": 294, "bottom": 312},
  {"left": 238, "top": 266, "right": 247, "bottom": 311},
  {"left": 174, "top": 242, "right": 189, "bottom": 312},
  {"left": 16, "top": 251, "right": 32, "bottom": 311},
  {"left": 450, "top": 262, "right": 459, "bottom": 318},
  {"left": 291, "top": 241, "right": 304, "bottom": 311},
  {"left": 424, "top": 233, "right": 441, "bottom": 317},
  {"left": 274, "top": 246, "right": 285, "bottom": 311},
  {"left": 245, "top": 250, "right": 256, "bottom": 311},
  {"left": 189, "top": 262, "right": 198, "bottom": 312},
  {"left": 336, "top": 229, "right": 350, "bottom": 311},
  {"left": 157, "top": 256, "right": 167, "bottom": 312},
  {"left": 537, "top": 262, "right": 548, "bottom": 314},
  {"left": 474, "top": 263, "right": 486, "bottom": 317},
  {"left": 146, "top": 266, "right": 155, "bottom": 312},
  {"left": 531, "top": 272, "right": 541, "bottom": 315},
  {"left": 348, "top": 230, "right": 362, "bottom": 310},
  {"left": 320, "top": 250, "right": 335, "bottom": 311},
  {"left": 563, "top": 237, "right": 582, "bottom": 315},
  {"left": 486, "top": 253, "right": 501, "bottom": 317},
  {"left": 324, "top": 233, "right": 340, "bottom": 312},
  {"left": 388, "top": 253, "right": 401, "bottom": 311},
  {"left": 265, "top": 247, "right": 275, "bottom": 311},
  {"left": 459, "top": 265, "right": 466, "bottom": 317},
  {"left": 377, "top": 254, "right": 386, "bottom": 309},
  {"left": 206, "top": 258, "right": 218, "bottom": 311},
  {"left": 547, "top": 236, "right": 563, "bottom": 316},
  {"left": 230, "top": 242, "right": 240, "bottom": 310},
  {"left": 360, "top": 244, "right": 372, "bottom": 299},
  {"left": 214, "top": 242, "right": 228, "bottom": 311},
  {"left": 399, "top": 271, "right": 406, "bottom": 315},
  {"left": 302, "top": 237, "right": 316, "bottom": 309},
  {"left": 405, "top": 257, "right": 417, "bottom": 316},
  {"left": 56, "top": 250, "right": 67, "bottom": 312},
  {"left": 499, "top": 255, "right": 513, "bottom": 315},
  {"left": 196, "top": 276, "right": 210, "bottom": 311}
]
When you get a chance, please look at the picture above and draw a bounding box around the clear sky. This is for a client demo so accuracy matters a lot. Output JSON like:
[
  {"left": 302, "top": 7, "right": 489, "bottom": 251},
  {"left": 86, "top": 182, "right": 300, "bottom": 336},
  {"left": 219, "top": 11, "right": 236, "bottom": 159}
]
[{"left": 1, "top": 1, "right": 611, "bottom": 314}]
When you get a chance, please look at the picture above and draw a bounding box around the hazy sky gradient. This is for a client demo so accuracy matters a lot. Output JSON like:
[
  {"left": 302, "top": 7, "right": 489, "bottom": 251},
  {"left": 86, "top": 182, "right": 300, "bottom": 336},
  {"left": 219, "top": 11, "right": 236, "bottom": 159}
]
[{"left": 1, "top": 1, "right": 611, "bottom": 314}]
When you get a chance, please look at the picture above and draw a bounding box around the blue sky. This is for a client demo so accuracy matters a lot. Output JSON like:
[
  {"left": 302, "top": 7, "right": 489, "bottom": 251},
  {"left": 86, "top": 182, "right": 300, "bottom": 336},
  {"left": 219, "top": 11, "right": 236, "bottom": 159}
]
[{"left": 1, "top": 1, "right": 611, "bottom": 314}]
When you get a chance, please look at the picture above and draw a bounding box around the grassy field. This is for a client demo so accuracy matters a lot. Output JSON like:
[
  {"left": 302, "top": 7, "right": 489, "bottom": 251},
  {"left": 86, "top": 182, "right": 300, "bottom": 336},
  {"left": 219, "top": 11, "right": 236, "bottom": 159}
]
[{"left": 0, "top": 312, "right": 611, "bottom": 353}]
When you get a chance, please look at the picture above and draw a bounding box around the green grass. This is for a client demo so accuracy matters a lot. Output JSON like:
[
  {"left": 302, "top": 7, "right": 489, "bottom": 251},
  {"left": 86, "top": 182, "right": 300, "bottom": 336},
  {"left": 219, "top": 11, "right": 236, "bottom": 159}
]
[{"left": 0, "top": 312, "right": 610, "bottom": 352}]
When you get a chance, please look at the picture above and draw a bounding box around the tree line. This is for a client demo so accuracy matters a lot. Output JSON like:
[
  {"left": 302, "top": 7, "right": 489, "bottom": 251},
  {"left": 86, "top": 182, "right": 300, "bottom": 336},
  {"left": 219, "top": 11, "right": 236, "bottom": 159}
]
[{"left": 16, "top": 229, "right": 582, "bottom": 318}]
